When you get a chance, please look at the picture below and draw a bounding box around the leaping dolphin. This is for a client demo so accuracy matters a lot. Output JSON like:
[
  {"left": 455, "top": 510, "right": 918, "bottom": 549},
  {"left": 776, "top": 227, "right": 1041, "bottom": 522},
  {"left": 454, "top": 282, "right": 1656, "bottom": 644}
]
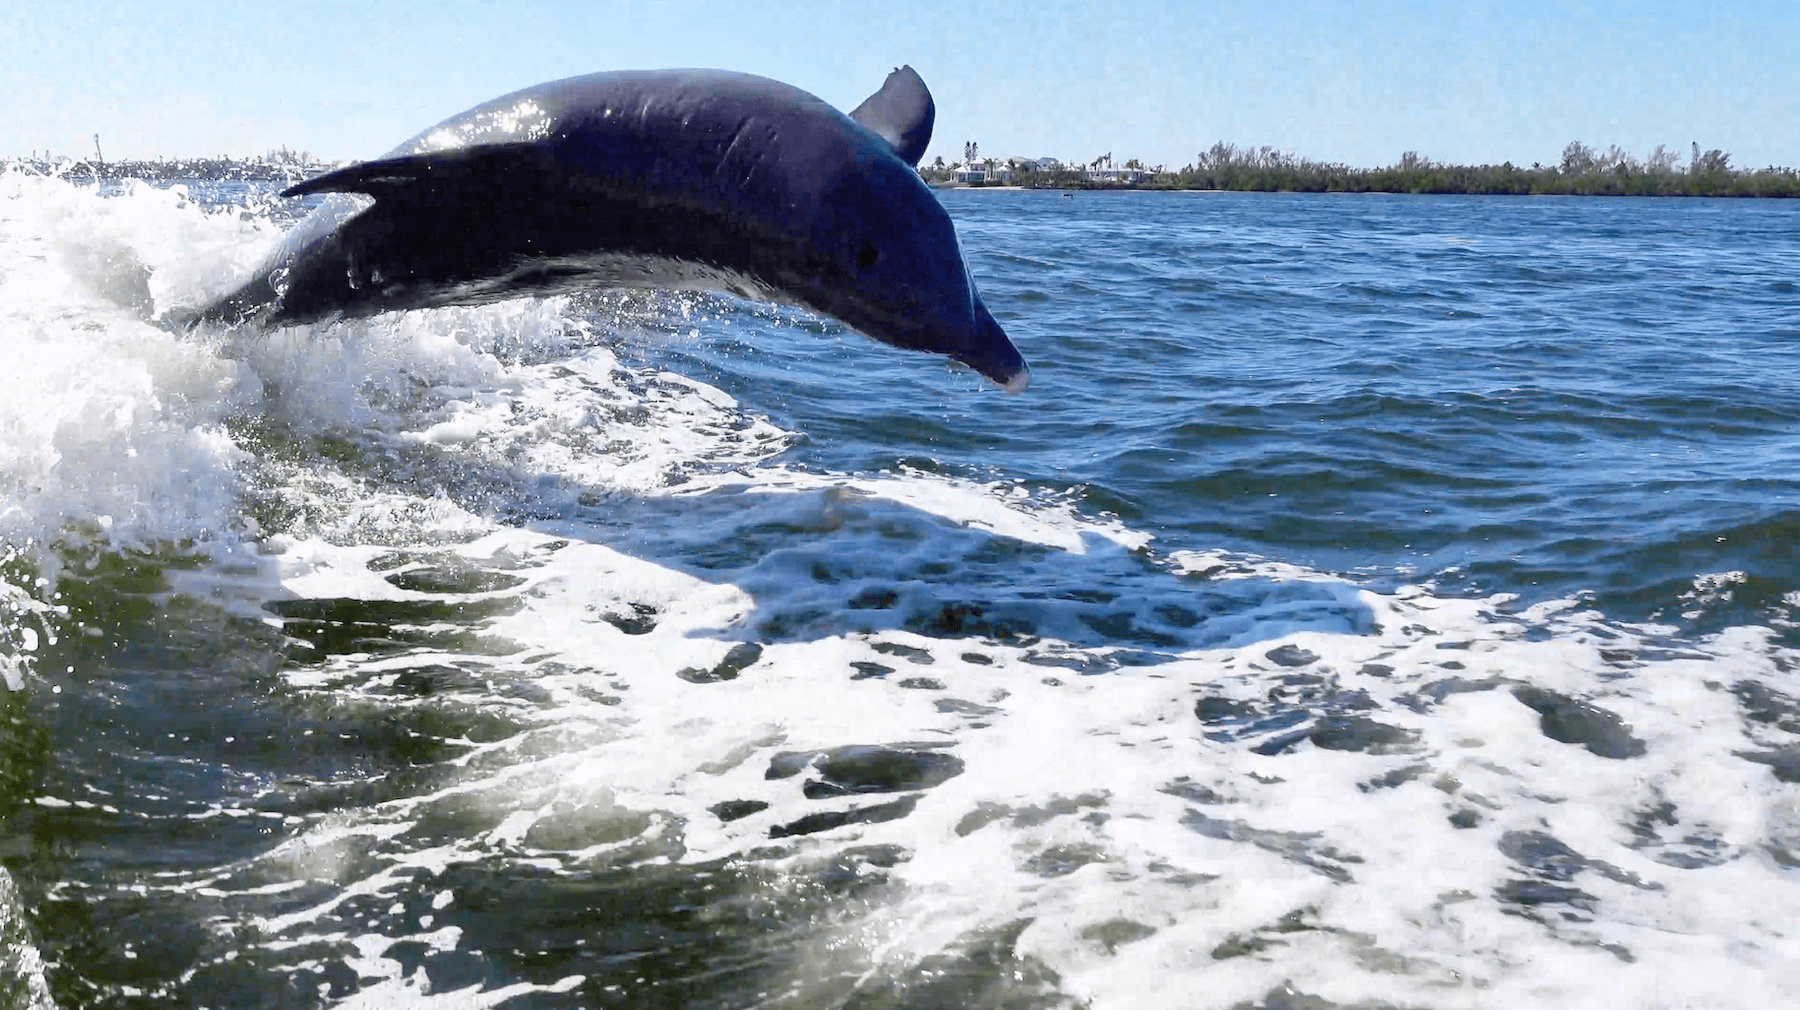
[{"left": 196, "top": 66, "right": 1029, "bottom": 391}]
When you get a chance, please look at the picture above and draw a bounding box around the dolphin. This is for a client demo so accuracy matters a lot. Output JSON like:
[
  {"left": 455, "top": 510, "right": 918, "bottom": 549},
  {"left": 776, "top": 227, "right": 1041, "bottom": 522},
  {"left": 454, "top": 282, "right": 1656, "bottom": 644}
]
[{"left": 196, "top": 66, "right": 1029, "bottom": 390}]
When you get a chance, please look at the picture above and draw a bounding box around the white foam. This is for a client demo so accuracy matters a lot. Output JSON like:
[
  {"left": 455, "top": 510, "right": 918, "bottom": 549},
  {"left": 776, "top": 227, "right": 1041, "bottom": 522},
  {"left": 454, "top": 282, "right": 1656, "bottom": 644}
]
[
  {"left": 185, "top": 492, "right": 1800, "bottom": 1008},
  {"left": 0, "top": 866, "right": 54, "bottom": 1010},
  {"left": 1, "top": 173, "right": 276, "bottom": 683},
  {"left": 0, "top": 174, "right": 792, "bottom": 681},
  {"left": 331, "top": 971, "right": 585, "bottom": 1010}
]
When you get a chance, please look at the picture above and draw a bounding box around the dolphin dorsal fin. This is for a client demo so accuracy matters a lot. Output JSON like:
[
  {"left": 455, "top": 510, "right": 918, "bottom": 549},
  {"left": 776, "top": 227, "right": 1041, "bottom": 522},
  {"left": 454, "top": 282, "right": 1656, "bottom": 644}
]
[{"left": 848, "top": 65, "right": 935, "bottom": 168}]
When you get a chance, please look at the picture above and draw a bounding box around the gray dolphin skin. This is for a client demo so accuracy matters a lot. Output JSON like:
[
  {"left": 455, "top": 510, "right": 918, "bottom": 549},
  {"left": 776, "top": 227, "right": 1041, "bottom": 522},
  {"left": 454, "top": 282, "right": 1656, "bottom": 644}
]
[{"left": 197, "top": 66, "right": 1029, "bottom": 391}]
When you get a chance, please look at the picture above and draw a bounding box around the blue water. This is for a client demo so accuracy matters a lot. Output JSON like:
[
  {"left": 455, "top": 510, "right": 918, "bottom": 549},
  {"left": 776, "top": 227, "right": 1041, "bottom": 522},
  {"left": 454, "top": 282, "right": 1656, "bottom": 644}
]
[
  {"left": 671, "top": 190, "right": 1800, "bottom": 621},
  {"left": 5, "top": 179, "right": 1800, "bottom": 1008}
]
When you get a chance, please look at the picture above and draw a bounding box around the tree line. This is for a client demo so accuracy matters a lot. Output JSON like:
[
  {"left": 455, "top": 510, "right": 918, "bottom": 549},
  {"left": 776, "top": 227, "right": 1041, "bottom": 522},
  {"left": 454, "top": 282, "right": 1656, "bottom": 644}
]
[{"left": 942, "top": 141, "right": 1800, "bottom": 197}]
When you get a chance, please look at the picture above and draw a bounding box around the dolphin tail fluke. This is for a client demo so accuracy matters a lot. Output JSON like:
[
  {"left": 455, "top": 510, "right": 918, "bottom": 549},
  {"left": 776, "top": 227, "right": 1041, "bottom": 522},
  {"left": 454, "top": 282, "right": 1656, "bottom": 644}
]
[
  {"left": 848, "top": 66, "right": 935, "bottom": 168},
  {"left": 281, "top": 155, "right": 439, "bottom": 199},
  {"left": 280, "top": 146, "right": 551, "bottom": 200}
]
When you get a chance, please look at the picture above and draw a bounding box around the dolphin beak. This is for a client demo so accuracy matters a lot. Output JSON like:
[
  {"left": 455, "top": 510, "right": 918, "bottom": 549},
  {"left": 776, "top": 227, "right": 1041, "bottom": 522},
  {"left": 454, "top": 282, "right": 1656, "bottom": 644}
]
[
  {"left": 964, "top": 299, "right": 1029, "bottom": 392},
  {"left": 955, "top": 353, "right": 1030, "bottom": 392},
  {"left": 958, "top": 358, "right": 1029, "bottom": 392}
]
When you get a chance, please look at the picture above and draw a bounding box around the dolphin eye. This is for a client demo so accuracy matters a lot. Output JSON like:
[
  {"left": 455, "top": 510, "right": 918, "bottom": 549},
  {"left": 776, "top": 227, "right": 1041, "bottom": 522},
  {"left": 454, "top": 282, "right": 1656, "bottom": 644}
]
[{"left": 856, "top": 240, "right": 880, "bottom": 269}]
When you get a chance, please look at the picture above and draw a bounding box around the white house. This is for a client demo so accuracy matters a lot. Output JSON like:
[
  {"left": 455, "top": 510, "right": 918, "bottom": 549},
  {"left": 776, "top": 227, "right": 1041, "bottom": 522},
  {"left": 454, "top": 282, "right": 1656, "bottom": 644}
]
[
  {"left": 951, "top": 162, "right": 1013, "bottom": 184},
  {"left": 1086, "top": 166, "right": 1148, "bottom": 184}
]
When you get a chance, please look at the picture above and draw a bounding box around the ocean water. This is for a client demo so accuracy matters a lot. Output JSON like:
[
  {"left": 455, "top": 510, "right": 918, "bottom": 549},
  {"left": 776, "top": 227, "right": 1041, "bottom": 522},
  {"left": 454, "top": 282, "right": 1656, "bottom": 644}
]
[{"left": 2, "top": 172, "right": 1799, "bottom": 1009}]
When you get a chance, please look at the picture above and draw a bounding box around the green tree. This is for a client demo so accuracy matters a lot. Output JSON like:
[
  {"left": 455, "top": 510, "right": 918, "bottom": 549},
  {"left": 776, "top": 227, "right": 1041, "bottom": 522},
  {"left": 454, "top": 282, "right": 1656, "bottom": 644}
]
[{"left": 1560, "top": 142, "right": 1597, "bottom": 175}]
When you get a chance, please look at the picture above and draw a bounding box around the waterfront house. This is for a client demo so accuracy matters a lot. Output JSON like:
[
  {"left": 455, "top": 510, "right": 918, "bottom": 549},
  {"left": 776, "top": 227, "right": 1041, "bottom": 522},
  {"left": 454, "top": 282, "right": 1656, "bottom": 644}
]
[
  {"left": 952, "top": 161, "right": 1013, "bottom": 184},
  {"left": 1086, "top": 165, "right": 1149, "bottom": 184}
]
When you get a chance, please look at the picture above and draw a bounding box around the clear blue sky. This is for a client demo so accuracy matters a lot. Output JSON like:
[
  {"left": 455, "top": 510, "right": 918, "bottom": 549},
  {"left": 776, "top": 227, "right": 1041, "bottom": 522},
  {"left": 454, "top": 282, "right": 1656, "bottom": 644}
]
[{"left": 3, "top": 0, "right": 1795, "bottom": 171}]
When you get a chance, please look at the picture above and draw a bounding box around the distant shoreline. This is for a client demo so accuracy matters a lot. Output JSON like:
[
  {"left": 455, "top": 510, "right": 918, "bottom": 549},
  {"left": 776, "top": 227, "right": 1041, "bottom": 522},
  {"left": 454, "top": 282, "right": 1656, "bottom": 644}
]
[
  {"left": 933, "top": 177, "right": 1800, "bottom": 198},
  {"left": 938, "top": 185, "right": 1724, "bottom": 197},
  {"left": 926, "top": 143, "right": 1800, "bottom": 198},
  {"left": 10, "top": 150, "right": 1796, "bottom": 199}
]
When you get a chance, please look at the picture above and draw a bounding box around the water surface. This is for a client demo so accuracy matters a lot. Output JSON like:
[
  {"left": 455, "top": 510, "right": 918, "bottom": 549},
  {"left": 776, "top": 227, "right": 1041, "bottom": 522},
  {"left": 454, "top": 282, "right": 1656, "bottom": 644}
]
[{"left": 1, "top": 176, "right": 1798, "bottom": 1008}]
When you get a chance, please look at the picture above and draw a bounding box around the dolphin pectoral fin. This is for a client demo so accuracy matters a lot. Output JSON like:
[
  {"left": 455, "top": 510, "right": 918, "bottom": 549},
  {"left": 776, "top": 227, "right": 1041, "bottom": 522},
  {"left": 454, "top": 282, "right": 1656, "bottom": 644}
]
[{"left": 848, "top": 65, "right": 935, "bottom": 168}]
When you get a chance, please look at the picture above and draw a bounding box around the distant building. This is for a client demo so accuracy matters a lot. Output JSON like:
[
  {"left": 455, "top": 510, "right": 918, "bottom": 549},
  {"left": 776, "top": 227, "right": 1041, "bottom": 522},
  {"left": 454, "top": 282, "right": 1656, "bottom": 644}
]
[
  {"left": 942, "top": 155, "right": 1153, "bottom": 185},
  {"left": 951, "top": 162, "right": 1013, "bottom": 184},
  {"left": 1086, "top": 166, "right": 1148, "bottom": 184}
]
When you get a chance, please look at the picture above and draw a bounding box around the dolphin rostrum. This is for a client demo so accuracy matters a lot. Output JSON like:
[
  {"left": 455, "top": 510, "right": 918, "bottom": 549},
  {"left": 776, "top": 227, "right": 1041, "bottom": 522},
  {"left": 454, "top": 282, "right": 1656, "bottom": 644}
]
[{"left": 197, "top": 66, "right": 1029, "bottom": 391}]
